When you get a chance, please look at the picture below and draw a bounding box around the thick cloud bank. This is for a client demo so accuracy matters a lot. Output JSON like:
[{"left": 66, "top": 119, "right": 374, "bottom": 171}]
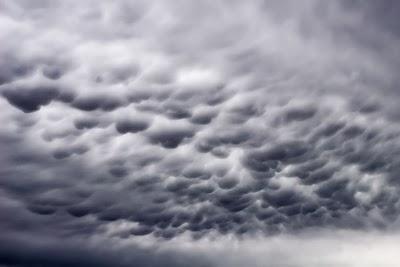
[{"left": 1, "top": 0, "right": 400, "bottom": 266}]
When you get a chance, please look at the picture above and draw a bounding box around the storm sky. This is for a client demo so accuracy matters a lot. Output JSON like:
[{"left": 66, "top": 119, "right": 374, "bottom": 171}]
[{"left": 1, "top": 1, "right": 400, "bottom": 266}]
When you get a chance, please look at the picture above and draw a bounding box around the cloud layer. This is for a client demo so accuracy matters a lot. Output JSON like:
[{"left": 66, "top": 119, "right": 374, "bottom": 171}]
[{"left": 1, "top": 0, "right": 400, "bottom": 266}]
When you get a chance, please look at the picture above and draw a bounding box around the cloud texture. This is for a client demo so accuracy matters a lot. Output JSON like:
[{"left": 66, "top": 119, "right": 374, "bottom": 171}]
[{"left": 1, "top": 0, "right": 400, "bottom": 266}]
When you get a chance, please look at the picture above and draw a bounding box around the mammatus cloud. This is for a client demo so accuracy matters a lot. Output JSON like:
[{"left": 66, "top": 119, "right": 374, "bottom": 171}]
[{"left": 1, "top": 0, "right": 400, "bottom": 266}]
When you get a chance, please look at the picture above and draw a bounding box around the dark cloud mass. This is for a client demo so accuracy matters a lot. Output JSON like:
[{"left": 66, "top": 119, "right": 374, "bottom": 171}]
[
  {"left": 1, "top": 0, "right": 400, "bottom": 266},
  {"left": 2, "top": 85, "right": 60, "bottom": 113}
]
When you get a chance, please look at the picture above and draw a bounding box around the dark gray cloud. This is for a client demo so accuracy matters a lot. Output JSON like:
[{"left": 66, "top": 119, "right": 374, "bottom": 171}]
[
  {"left": 147, "top": 127, "right": 195, "bottom": 149},
  {"left": 72, "top": 95, "right": 124, "bottom": 112},
  {"left": 2, "top": 85, "right": 61, "bottom": 113},
  {"left": 0, "top": 233, "right": 213, "bottom": 267},
  {"left": 1, "top": 0, "right": 400, "bottom": 266},
  {"left": 0, "top": 56, "right": 34, "bottom": 86},
  {"left": 115, "top": 119, "right": 149, "bottom": 134},
  {"left": 73, "top": 117, "right": 100, "bottom": 130}
]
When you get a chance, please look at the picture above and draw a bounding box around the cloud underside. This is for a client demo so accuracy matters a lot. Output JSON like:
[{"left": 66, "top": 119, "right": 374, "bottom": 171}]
[{"left": 1, "top": 0, "right": 400, "bottom": 266}]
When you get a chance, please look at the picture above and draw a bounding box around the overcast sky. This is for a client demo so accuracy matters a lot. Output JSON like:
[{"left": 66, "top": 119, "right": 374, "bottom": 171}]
[{"left": 1, "top": 1, "right": 400, "bottom": 266}]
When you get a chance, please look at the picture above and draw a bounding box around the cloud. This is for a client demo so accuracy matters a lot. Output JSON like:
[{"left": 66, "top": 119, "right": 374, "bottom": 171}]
[
  {"left": 147, "top": 127, "right": 195, "bottom": 149},
  {"left": 2, "top": 85, "right": 61, "bottom": 113},
  {"left": 0, "top": 0, "right": 400, "bottom": 266},
  {"left": 115, "top": 119, "right": 149, "bottom": 134},
  {"left": 72, "top": 95, "right": 124, "bottom": 112},
  {"left": 73, "top": 117, "right": 100, "bottom": 130},
  {"left": 0, "top": 233, "right": 214, "bottom": 267}
]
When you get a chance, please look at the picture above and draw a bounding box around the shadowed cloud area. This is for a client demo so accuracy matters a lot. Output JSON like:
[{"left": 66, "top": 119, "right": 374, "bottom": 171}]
[{"left": 1, "top": 0, "right": 400, "bottom": 266}]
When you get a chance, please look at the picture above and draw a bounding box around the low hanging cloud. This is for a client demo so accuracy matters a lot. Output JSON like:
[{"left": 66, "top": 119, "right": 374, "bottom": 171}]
[{"left": 1, "top": 0, "right": 400, "bottom": 266}]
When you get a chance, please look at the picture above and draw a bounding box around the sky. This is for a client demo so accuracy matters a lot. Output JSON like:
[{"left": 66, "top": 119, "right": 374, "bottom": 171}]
[{"left": 1, "top": 1, "right": 400, "bottom": 266}]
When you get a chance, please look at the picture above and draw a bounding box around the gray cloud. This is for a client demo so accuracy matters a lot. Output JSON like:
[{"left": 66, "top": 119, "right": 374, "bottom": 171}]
[
  {"left": 115, "top": 119, "right": 149, "bottom": 134},
  {"left": 2, "top": 85, "right": 61, "bottom": 113},
  {"left": 1, "top": 0, "right": 400, "bottom": 266}
]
